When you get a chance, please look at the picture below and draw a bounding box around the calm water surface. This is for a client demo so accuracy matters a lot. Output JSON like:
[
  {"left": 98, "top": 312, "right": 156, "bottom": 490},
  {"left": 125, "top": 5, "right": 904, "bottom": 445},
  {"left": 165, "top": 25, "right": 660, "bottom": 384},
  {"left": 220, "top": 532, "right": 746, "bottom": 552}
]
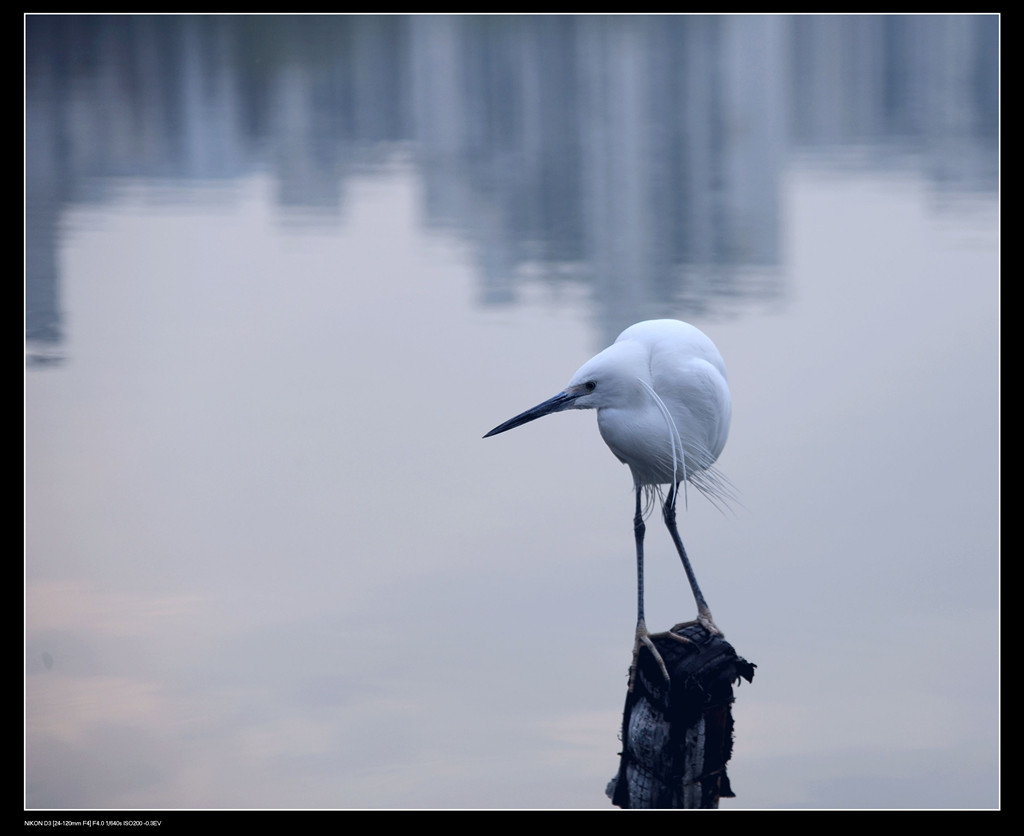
[{"left": 25, "top": 15, "right": 998, "bottom": 809}]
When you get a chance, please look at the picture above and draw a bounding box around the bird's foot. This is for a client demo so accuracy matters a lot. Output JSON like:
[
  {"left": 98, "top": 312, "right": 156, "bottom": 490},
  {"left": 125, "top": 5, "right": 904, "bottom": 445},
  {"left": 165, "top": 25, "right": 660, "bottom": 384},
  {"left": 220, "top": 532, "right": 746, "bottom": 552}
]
[
  {"left": 629, "top": 624, "right": 667, "bottom": 691},
  {"left": 628, "top": 613, "right": 725, "bottom": 691},
  {"left": 628, "top": 620, "right": 694, "bottom": 691},
  {"left": 667, "top": 609, "right": 724, "bottom": 638}
]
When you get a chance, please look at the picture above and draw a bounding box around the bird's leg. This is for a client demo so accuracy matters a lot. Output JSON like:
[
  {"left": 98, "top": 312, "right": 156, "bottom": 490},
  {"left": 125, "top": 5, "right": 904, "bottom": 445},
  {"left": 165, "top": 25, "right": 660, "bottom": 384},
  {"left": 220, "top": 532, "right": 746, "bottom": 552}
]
[
  {"left": 661, "top": 483, "right": 723, "bottom": 637},
  {"left": 630, "top": 486, "right": 673, "bottom": 690}
]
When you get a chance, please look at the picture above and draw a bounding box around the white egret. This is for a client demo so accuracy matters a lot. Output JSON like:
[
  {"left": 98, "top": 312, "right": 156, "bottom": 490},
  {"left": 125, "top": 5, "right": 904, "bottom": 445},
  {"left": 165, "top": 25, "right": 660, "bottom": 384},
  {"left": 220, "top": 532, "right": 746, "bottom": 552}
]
[{"left": 484, "top": 319, "right": 732, "bottom": 686}]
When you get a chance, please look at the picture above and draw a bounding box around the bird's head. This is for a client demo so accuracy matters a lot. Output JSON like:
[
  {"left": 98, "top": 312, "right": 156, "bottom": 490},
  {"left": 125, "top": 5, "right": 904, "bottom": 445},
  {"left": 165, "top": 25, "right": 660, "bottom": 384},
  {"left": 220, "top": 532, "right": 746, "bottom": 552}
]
[{"left": 483, "top": 341, "right": 643, "bottom": 438}]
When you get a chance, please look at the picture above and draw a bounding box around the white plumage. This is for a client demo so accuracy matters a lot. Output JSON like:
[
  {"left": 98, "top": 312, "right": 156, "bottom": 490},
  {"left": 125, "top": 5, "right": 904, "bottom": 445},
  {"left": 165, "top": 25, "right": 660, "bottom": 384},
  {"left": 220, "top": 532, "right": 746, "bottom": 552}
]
[{"left": 485, "top": 319, "right": 732, "bottom": 686}]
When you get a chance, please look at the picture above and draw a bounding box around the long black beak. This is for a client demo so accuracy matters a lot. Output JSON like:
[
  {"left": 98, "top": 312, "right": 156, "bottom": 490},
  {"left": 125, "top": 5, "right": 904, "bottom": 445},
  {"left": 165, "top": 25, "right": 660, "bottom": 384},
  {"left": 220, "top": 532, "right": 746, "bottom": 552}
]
[{"left": 483, "top": 391, "right": 580, "bottom": 438}]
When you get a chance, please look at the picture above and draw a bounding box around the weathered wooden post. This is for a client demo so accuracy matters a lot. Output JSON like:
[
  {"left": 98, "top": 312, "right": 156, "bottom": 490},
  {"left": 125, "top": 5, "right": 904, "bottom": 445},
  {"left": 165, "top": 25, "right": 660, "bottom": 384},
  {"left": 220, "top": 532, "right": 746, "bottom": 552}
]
[{"left": 607, "top": 623, "right": 755, "bottom": 809}]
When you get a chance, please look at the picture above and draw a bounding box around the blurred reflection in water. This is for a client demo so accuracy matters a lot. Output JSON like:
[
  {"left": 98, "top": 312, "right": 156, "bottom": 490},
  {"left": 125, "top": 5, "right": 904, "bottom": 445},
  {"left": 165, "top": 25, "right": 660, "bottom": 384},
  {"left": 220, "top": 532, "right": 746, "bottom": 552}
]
[{"left": 26, "top": 14, "right": 997, "bottom": 360}]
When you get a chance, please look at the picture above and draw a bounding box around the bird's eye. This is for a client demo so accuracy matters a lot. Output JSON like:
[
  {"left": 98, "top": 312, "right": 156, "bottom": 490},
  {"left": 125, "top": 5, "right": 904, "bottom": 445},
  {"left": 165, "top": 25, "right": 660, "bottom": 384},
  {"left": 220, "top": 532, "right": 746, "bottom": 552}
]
[{"left": 584, "top": 381, "right": 596, "bottom": 392}]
